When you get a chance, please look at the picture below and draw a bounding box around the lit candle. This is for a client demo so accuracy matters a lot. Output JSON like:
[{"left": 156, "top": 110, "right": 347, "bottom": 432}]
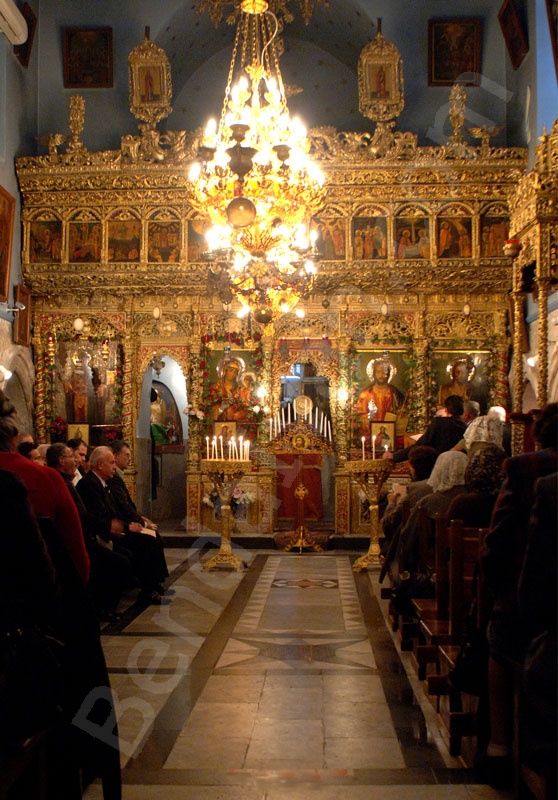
[
  {"left": 231, "top": 437, "right": 238, "bottom": 459},
  {"left": 228, "top": 440, "right": 232, "bottom": 459},
  {"left": 385, "top": 444, "right": 389, "bottom": 453},
  {"left": 361, "top": 436, "right": 365, "bottom": 460},
  {"left": 372, "top": 434, "right": 376, "bottom": 460},
  {"left": 239, "top": 436, "right": 243, "bottom": 460},
  {"left": 219, "top": 435, "right": 224, "bottom": 459},
  {"left": 281, "top": 406, "right": 286, "bottom": 429},
  {"left": 245, "top": 441, "right": 250, "bottom": 460},
  {"left": 206, "top": 436, "right": 210, "bottom": 460},
  {"left": 212, "top": 436, "right": 217, "bottom": 460}
]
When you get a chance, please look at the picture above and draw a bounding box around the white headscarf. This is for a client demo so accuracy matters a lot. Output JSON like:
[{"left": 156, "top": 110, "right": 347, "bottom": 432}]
[
  {"left": 463, "top": 413, "right": 504, "bottom": 450},
  {"left": 427, "top": 451, "right": 468, "bottom": 492}
]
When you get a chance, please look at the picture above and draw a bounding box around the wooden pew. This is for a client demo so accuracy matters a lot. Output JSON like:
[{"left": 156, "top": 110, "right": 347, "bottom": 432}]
[{"left": 413, "top": 520, "right": 485, "bottom": 682}]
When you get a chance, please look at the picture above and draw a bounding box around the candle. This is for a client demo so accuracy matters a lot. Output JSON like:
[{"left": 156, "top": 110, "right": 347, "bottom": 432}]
[
  {"left": 320, "top": 413, "right": 325, "bottom": 436},
  {"left": 212, "top": 436, "right": 217, "bottom": 460},
  {"left": 315, "top": 406, "right": 318, "bottom": 429},
  {"left": 270, "top": 418, "right": 273, "bottom": 440},
  {"left": 231, "top": 437, "right": 238, "bottom": 460},
  {"left": 206, "top": 436, "right": 210, "bottom": 460},
  {"left": 228, "top": 440, "right": 232, "bottom": 459},
  {"left": 372, "top": 434, "right": 376, "bottom": 460},
  {"left": 287, "top": 403, "right": 291, "bottom": 424},
  {"left": 361, "top": 436, "right": 365, "bottom": 460},
  {"left": 245, "top": 441, "right": 250, "bottom": 461},
  {"left": 385, "top": 444, "right": 389, "bottom": 453},
  {"left": 239, "top": 436, "right": 243, "bottom": 460},
  {"left": 219, "top": 435, "right": 224, "bottom": 459},
  {"left": 281, "top": 406, "right": 286, "bottom": 429},
  {"left": 328, "top": 420, "right": 332, "bottom": 441}
]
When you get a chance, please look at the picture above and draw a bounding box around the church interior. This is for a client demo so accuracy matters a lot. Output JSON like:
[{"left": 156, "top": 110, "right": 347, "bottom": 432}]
[{"left": 0, "top": 0, "right": 557, "bottom": 798}]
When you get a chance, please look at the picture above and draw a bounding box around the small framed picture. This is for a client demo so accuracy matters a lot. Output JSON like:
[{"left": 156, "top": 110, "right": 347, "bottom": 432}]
[
  {"left": 63, "top": 27, "right": 113, "bottom": 88},
  {"left": 428, "top": 18, "right": 482, "bottom": 86},
  {"left": 12, "top": 285, "right": 31, "bottom": 347},
  {"left": 67, "top": 423, "right": 89, "bottom": 446},
  {"left": 371, "top": 421, "right": 395, "bottom": 453},
  {"left": 214, "top": 421, "right": 236, "bottom": 441},
  {"left": 0, "top": 185, "right": 15, "bottom": 303},
  {"left": 498, "top": 0, "right": 529, "bottom": 70}
]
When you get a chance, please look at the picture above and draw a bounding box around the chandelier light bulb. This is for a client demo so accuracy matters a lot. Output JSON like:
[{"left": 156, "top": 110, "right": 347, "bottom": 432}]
[{"left": 295, "top": 307, "right": 306, "bottom": 318}]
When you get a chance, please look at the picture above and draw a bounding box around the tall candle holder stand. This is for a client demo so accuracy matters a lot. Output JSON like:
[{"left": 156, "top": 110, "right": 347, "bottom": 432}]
[
  {"left": 200, "top": 459, "right": 250, "bottom": 572},
  {"left": 344, "top": 459, "right": 393, "bottom": 573}
]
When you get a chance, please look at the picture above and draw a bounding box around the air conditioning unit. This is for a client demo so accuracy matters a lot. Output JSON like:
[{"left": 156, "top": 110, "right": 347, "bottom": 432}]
[{"left": 0, "top": 0, "right": 28, "bottom": 45}]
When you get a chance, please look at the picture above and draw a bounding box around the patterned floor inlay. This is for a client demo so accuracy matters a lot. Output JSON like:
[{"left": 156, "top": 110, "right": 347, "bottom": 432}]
[{"left": 81, "top": 551, "right": 510, "bottom": 798}]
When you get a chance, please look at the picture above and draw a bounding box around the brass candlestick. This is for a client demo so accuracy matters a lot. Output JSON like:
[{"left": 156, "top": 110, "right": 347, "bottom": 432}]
[
  {"left": 200, "top": 458, "right": 250, "bottom": 571},
  {"left": 344, "top": 458, "right": 393, "bottom": 572}
]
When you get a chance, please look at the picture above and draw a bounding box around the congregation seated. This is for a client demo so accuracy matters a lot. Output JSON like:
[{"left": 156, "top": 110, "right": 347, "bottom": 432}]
[
  {"left": 386, "top": 395, "right": 467, "bottom": 464},
  {"left": 395, "top": 450, "right": 468, "bottom": 578},
  {"left": 78, "top": 445, "right": 169, "bottom": 605},
  {"left": 46, "top": 442, "right": 133, "bottom": 623},
  {"left": 446, "top": 444, "right": 505, "bottom": 529},
  {"left": 477, "top": 402, "right": 557, "bottom": 790},
  {"left": 380, "top": 445, "right": 437, "bottom": 566}
]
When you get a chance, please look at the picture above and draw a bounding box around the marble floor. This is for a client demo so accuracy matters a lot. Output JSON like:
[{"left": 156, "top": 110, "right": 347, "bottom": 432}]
[{"left": 83, "top": 545, "right": 510, "bottom": 800}]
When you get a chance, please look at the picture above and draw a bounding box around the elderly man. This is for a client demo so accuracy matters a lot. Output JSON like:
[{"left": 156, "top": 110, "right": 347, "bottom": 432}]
[
  {"left": 77, "top": 446, "right": 169, "bottom": 605},
  {"left": 47, "top": 442, "right": 132, "bottom": 622}
]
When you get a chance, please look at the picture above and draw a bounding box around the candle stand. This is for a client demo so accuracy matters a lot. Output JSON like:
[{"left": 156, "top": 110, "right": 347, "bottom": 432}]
[
  {"left": 344, "top": 459, "right": 393, "bottom": 573},
  {"left": 200, "top": 459, "right": 250, "bottom": 572}
]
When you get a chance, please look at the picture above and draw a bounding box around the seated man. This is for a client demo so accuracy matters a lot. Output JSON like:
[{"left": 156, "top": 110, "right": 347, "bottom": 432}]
[
  {"left": 386, "top": 395, "right": 467, "bottom": 464},
  {"left": 46, "top": 442, "right": 132, "bottom": 622},
  {"left": 77, "top": 446, "right": 169, "bottom": 605}
]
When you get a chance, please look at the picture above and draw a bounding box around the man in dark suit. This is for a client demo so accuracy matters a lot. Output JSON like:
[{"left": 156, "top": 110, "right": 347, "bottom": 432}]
[
  {"left": 77, "top": 446, "right": 169, "bottom": 605},
  {"left": 47, "top": 442, "right": 132, "bottom": 622},
  {"left": 386, "top": 394, "right": 467, "bottom": 464},
  {"left": 476, "top": 402, "right": 558, "bottom": 789}
]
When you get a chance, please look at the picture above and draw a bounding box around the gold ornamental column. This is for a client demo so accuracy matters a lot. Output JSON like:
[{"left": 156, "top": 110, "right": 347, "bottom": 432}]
[
  {"left": 536, "top": 276, "right": 551, "bottom": 407},
  {"left": 32, "top": 334, "right": 48, "bottom": 443},
  {"left": 186, "top": 340, "right": 202, "bottom": 533},
  {"left": 493, "top": 309, "right": 510, "bottom": 409},
  {"left": 121, "top": 331, "right": 135, "bottom": 446}
]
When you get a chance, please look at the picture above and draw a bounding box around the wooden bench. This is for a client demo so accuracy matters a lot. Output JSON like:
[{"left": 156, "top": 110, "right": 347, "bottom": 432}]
[{"left": 413, "top": 520, "right": 485, "bottom": 682}]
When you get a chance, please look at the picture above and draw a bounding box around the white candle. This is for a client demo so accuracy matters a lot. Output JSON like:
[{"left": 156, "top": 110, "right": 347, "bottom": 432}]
[
  {"left": 385, "top": 444, "right": 389, "bottom": 453},
  {"left": 287, "top": 403, "right": 291, "bottom": 424},
  {"left": 328, "top": 420, "right": 332, "bottom": 441},
  {"left": 361, "top": 436, "right": 365, "bottom": 460},
  {"left": 372, "top": 434, "right": 376, "bottom": 460},
  {"left": 245, "top": 441, "right": 250, "bottom": 460},
  {"left": 270, "top": 418, "right": 273, "bottom": 439},
  {"left": 281, "top": 406, "right": 286, "bottom": 429},
  {"left": 219, "top": 435, "right": 224, "bottom": 459},
  {"left": 315, "top": 406, "right": 318, "bottom": 429},
  {"left": 239, "top": 436, "right": 243, "bottom": 460},
  {"left": 228, "top": 440, "right": 232, "bottom": 459},
  {"left": 231, "top": 437, "right": 238, "bottom": 459},
  {"left": 206, "top": 436, "right": 210, "bottom": 460},
  {"left": 212, "top": 436, "right": 217, "bottom": 459}
]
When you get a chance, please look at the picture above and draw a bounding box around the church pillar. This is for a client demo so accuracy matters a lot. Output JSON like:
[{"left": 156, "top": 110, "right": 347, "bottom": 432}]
[
  {"left": 32, "top": 333, "right": 49, "bottom": 443},
  {"left": 536, "top": 274, "right": 552, "bottom": 408},
  {"left": 121, "top": 332, "right": 135, "bottom": 446}
]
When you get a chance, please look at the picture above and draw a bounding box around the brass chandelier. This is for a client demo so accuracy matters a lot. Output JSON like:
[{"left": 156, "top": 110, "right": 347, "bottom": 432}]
[{"left": 188, "top": 0, "right": 325, "bottom": 324}]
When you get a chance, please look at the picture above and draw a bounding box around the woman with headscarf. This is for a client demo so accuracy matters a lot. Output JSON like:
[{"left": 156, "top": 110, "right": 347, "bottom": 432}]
[
  {"left": 446, "top": 445, "right": 505, "bottom": 528},
  {"left": 397, "top": 450, "right": 469, "bottom": 575}
]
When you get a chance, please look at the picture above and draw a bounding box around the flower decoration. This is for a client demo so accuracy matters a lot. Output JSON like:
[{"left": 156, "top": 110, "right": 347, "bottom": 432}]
[
  {"left": 104, "top": 425, "right": 122, "bottom": 443},
  {"left": 49, "top": 416, "right": 67, "bottom": 441},
  {"left": 202, "top": 487, "right": 255, "bottom": 519}
]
